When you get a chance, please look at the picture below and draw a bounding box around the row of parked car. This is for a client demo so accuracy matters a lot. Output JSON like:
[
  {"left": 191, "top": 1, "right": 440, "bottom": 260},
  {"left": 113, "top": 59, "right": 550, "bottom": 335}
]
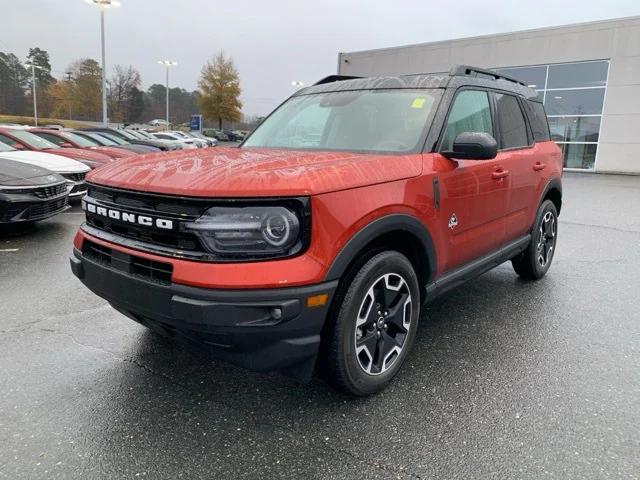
[{"left": 0, "top": 125, "right": 223, "bottom": 226}]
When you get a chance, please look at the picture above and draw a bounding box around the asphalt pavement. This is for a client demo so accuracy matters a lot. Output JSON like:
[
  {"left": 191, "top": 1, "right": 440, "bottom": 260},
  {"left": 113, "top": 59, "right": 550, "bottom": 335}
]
[{"left": 0, "top": 173, "right": 638, "bottom": 479}]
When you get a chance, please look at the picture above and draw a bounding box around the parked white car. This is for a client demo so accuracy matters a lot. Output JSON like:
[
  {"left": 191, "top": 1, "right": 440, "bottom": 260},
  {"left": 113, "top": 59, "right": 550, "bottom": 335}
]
[
  {"left": 150, "top": 132, "right": 199, "bottom": 149},
  {"left": 0, "top": 141, "right": 90, "bottom": 197},
  {"left": 169, "top": 131, "right": 209, "bottom": 148}
]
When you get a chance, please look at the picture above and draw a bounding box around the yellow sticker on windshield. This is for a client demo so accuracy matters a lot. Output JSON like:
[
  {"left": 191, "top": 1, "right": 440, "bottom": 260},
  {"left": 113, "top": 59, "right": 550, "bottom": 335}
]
[{"left": 411, "top": 98, "right": 426, "bottom": 109}]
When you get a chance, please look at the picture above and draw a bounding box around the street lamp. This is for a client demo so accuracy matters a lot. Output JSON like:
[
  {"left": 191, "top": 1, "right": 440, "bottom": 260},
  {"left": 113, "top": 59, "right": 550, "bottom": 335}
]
[
  {"left": 24, "top": 63, "right": 45, "bottom": 126},
  {"left": 85, "top": 0, "right": 121, "bottom": 125},
  {"left": 291, "top": 80, "right": 304, "bottom": 90},
  {"left": 158, "top": 60, "right": 177, "bottom": 130}
]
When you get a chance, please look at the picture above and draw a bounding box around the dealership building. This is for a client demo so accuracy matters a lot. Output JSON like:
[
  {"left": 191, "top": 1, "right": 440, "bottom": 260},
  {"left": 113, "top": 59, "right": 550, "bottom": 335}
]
[{"left": 337, "top": 16, "right": 640, "bottom": 174}]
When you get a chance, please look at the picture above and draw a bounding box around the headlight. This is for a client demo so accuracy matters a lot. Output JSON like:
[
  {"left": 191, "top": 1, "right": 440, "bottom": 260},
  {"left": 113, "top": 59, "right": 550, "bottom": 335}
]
[{"left": 184, "top": 205, "right": 304, "bottom": 258}]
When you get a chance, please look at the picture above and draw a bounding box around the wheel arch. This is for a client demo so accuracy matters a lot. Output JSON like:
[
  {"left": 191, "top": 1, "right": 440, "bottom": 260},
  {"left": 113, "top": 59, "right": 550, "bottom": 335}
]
[
  {"left": 540, "top": 178, "right": 562, "bottom": 215},
  {"left": 324, "top": 214, "right": 437, "bottom": 289}
]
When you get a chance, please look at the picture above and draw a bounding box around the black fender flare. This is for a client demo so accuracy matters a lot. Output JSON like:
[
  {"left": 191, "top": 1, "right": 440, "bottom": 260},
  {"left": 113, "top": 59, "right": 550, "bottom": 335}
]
[
  {"left": 539, "top": 177, "right": 562, "bottom": 215},
  {"left": 323, "top": 214, "right": 437, "bottom": 283}
]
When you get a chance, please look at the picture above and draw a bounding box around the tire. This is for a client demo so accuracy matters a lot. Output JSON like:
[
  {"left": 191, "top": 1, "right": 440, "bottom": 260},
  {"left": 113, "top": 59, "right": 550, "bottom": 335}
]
[
  {"left": 325, "top": 251, "right": 420, "bottom": 396},
  {"left": 512, "top": 199, "right": 558, "bottom": 280}
]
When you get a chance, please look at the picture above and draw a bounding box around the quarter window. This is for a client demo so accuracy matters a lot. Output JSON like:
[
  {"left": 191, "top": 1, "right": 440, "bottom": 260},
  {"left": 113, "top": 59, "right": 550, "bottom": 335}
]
[
  {"left": 442, "top": 90, "right": 493, "bottom": 151},
  {"left": 523, "top": 100, "right": 550, "bottom": 142},
  {"left": 495, "top": 93, "right": 529, "bottom": 149}
]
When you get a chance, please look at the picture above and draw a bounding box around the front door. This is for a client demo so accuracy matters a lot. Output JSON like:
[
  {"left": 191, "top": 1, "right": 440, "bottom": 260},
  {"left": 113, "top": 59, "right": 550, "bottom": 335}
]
[{"left": 437, "top": 89, "right": 509, "bottom": 272}]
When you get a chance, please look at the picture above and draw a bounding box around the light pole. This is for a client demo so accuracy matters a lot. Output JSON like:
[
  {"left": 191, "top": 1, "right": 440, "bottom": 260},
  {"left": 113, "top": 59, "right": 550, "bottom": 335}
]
[
  {"left": 86, "top": 0, "right": 120, "bottom": 125},
  {"left": 158, "top": 60, "right": 177, "bottom": 130},
  {"left": 24, "top": 63, "right": 45, "bottom": 126}
]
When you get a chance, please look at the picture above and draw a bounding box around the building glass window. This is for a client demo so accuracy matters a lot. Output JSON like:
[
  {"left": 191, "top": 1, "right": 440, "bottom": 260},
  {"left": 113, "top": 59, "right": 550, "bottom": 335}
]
[
  {"left": 543, "top": 89, "right": 605, "bottom": 115},
  {"left": 493, "top": 60, "right": 608, "bottom": 171}
]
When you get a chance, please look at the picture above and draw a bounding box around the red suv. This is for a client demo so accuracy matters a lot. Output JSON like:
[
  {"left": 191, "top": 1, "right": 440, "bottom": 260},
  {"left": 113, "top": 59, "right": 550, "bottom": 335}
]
[{"left": 70, "top": 66, "right": 562, "bottom": 395}]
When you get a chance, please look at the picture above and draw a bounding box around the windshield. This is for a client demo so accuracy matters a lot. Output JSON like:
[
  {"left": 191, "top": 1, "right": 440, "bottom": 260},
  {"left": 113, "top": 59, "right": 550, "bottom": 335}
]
[
  {"left": 81, "top": 132, "right": 114, "bottom": 145},
  {"left": 0, "top": 141, "right": 15, "bottom": 152},
  {"left": 136, "top": 131, "right": 155, "bottom": 140},
  {"left": 125, "top": 130, "right": 146, "bottom": 140},
  {"left": 59, "top": 131, "right": 98, "bottom": 147},
  {"left": 96, "top": 132, "right": 127, "bottom": 145},
  {"left": 7, "top": 130, "right": 59, "bottom": 150},
  {"left": 243, "top": 89, "right": 440, "bottom": 153},
  {"left": 111, "top": 129, "right": 136, "bottom": 140}
]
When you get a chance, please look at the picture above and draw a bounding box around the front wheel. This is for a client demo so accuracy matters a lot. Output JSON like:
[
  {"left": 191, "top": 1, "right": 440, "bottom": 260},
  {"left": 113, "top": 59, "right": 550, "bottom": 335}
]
[
  {"left": 325, "top": 251, "right": 420, "bottom": 396},
  {"left": 512, "top": 199, "right": 558, "bottom": 280}
]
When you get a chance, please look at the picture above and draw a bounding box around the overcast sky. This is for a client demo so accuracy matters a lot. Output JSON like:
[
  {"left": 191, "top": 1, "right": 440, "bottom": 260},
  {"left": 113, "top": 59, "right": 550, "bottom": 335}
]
[{"left": 4, "top": 0, "right": 640, "bottom": 116}]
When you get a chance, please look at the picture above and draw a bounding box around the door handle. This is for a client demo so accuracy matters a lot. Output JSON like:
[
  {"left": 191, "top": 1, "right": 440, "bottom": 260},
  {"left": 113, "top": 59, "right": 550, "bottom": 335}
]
[
  {"left": 533, "top": 162, "right": 546, "bottom": 171},
  {"left": 492, "top": 168, "right": 510, "bottom": 180}
]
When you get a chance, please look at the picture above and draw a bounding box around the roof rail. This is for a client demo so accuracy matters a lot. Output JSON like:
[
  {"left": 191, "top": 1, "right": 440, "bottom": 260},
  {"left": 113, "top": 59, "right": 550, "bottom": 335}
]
[
  {"left": 313, "top": 75, "right": 362, "bottom": 86},
  {"left": 450, "top": 65, "right": 527, "bottom": 87}
]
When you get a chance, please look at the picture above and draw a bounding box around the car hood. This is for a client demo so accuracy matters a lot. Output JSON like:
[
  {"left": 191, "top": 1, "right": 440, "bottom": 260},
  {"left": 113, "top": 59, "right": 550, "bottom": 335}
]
[
  {"left": 0, "top": 150, "right": 90, "bottom": 174},
  {"left": 0, "top": 158, "right": 65, "bottom": 186},
  {"left": 87, "top": 147, "right": 423, "bottom": 197},
  {"left": 43, "top": 147, "right": 112, "bottom": 163},
  {"left": 90, "top": 146, "right": 135, "bottom": 159}
]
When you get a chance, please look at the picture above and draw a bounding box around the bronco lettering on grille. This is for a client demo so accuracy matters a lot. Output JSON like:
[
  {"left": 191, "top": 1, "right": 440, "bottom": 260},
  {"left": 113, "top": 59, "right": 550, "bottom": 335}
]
[{"left": 84, "top": 202, "right": 174, "bottom": 230}]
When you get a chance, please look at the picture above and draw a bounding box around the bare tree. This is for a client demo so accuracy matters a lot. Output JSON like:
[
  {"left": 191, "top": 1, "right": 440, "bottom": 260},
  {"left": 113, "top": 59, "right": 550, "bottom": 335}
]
[{"left": 108, "top": 65, "right": 142, "bottom": 123}]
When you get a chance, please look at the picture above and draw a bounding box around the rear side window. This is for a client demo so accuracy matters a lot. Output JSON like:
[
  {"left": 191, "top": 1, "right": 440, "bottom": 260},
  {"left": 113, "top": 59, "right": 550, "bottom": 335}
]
[
  {"left": 442, "top": 90, "right": 493, "bottom": 150},
  {"left": 524, "top": 100, "right": 551, "bottom": 142},
  {"left": 495, "top": 93, "right": 529, "bottom": 149}
]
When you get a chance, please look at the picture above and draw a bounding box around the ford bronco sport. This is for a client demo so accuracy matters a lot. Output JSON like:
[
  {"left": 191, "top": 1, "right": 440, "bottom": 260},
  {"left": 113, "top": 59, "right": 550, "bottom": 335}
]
[{"left": 70, "top": 66, "right": 562, "bottom": 396}]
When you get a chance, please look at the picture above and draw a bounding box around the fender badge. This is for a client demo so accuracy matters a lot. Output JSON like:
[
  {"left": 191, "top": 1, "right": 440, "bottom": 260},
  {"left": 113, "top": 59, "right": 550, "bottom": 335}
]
[{"left": 448, "top": 213, "right": 458, "bottom": 230}]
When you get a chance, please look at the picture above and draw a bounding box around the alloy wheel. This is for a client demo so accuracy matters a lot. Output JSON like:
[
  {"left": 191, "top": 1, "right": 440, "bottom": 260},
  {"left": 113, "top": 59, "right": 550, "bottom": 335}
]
[
  {"left": 536, "top": 211, "right": 556, "bottom": 267},
  {"left": 354, "top": 273, "right": 412, "bottom": 375}
]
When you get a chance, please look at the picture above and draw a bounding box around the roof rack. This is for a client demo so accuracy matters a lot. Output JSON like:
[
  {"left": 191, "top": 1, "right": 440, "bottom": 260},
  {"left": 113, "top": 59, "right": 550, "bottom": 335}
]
[
  {"left": 313, "top": 75, "right": 362, "bottom": 86},
  {"left": 449, "top": 65, "right": 527, "bottom": 87}
]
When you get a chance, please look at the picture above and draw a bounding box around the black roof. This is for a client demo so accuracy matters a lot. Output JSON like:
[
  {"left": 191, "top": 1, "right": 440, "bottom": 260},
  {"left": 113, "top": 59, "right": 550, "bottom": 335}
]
[{"left": 298, "top": 65, "right": 539, "bottom": 101}]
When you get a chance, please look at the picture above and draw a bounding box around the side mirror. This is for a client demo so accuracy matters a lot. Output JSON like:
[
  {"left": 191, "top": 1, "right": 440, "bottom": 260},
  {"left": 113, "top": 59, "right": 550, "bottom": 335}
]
[
  {"left": 13, "top": 143, "right": 25, "bottom": 150},
  {"left": 442, "top": 132, "right": 498, "bottom": 160},
  {"left": 60, "top": 142, "right": 74, "bottom": 148}
]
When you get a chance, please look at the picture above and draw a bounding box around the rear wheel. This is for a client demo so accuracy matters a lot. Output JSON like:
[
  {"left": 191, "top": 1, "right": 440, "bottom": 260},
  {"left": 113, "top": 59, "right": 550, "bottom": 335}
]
[
  {"left": 512, "top": 199, "right": 558, "bottom": 280},
  {"left": 325, "top": 251, "right": 420, "bottom": 396}
]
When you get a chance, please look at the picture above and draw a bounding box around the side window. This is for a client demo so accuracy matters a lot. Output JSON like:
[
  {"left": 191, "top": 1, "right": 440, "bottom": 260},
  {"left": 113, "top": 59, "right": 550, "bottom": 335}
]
[
  {"left": 0, "top": 134, "right": 19, "bottom": 148},
  {"left": 442, "top": 90, "right": 493, "bottom": 151},
  {"left": 523, "top": 100, "right": 551, "bottom": 142},
  {"left": 495, "top": 93, "right": 529, "bottom": 149},
  {"left": 35, "top": 133, "right": 64, "bottom": 146}
]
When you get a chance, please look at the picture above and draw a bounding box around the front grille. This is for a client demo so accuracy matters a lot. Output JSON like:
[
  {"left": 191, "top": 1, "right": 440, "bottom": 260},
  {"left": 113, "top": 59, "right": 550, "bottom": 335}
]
[
  {"left": 1, "top": 196, "right": 68, "bottom": 222},
  {"left": 85, "top": 184, "right": 206, "bottom": 253},
  {"left": 28, "top": 197, "right": 68, "bottom": 218},
  {"left": 33, "top": 183, "right": 67, "bottom": 199},
  {"left": 70, "top": 184, "right": 88, "bottom": 194},
  {"left": 82, "top": 239, "right": 173, "bottom": 285},
  {"left": 86, "top": 214, "right": 202, "bottom": 251},
  {"left": 62, "top": 172, "right": 87, "bottom": 183},
  {"left": 83, "top": 183, "right": 310, "bottom": 262}
]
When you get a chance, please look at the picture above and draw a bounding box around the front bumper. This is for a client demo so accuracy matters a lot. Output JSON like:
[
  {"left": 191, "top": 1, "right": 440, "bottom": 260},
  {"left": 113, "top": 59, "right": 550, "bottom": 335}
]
[{"left": 70, "top": 246, "right": 338, "bottom": 381}]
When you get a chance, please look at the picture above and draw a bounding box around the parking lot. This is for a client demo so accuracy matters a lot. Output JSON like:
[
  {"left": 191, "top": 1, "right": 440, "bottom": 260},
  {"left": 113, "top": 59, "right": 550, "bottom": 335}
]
[{"left": 0, "top": 173, "right": 638, "bottom": 479}]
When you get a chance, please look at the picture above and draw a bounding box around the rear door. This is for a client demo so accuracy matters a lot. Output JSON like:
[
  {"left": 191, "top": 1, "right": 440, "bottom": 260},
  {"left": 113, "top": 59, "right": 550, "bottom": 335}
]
[
  {"left": 436, "top": 89, "right": 509, "bottom": 271},
  {"left": 492, "top": 92, "right": 540, "bottom": 240}
]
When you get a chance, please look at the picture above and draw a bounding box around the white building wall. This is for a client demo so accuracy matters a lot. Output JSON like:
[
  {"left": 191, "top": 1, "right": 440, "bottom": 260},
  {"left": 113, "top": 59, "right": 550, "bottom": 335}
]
[{"left": 338, "top": 16, "right": 640, "bottom": 174}]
